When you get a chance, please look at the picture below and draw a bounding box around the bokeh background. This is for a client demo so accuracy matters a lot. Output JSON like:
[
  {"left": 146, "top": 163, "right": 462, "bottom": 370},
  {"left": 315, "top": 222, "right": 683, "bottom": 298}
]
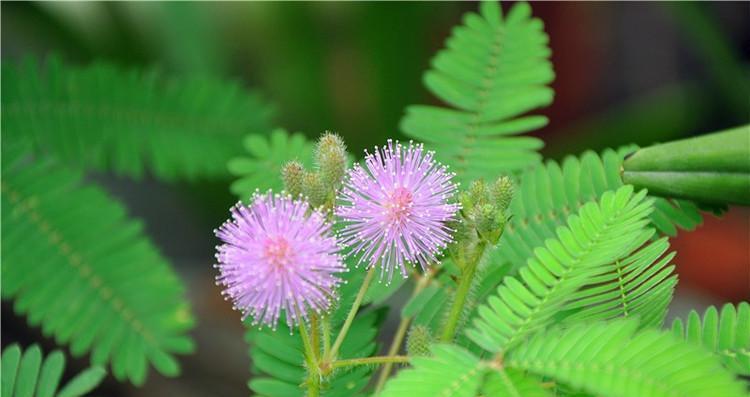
[{"left": 2, "top": 2, "right": 749, "bottom": 396}]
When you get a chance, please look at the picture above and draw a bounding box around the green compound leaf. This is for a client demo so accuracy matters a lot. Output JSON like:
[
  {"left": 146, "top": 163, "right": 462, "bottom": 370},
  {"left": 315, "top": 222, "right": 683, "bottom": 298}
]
[
  {"left": 480, "top": 369, "right": 551, "bottom": 397},
  {"left": 1, "top": 344, "right": 106, "bottom": 397},
  {"left": 559, "top": 236, "right": 677, "bottom": 328},
  {"left": 467, "top": 186, "right": 654, "bottom": 353},
  {"left": 229, "top": 129, "right": 315, "bottom": 201},
  {"left": 672, "top": 302, "right": 750, "bottom": 376},
  {"left": 401, "top": 1, "right": 554, "bottom": 183},
  {"left": 507, "top": 320, "right": 748, "bottom": 397},
  {"left": 497, "top": 147, "right": 702, "bottom": 274},
  {"left": 1, "top": 142, "right": 195, "bottom": 385},
  {"left": 2, "top": 55, "right": 274, "bottom": 181},
  {"left": 245, "top": 309, "right": 383, "bottom": 397},
  {"left": 380, "top": 344, "right": 484, "bottom": 397}
]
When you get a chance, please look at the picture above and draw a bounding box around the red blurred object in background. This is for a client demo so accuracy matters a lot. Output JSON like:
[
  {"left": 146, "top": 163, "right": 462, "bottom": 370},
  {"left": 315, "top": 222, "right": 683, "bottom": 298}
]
[{"left": 671, "top": 207, "right": 750, "bottom": 302}]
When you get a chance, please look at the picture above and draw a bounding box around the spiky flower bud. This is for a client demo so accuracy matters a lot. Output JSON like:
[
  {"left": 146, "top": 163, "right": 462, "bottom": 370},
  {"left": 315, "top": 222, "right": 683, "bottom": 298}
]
[
  {"left": 315, "top": 132, "right": 348, "bottom": 189},
  {"left": 491, "top": 176, "right": 514, "bottom": 211},
  {"left": 474, "top": 203, "right": 497, "bottom": 238},
  {"left": 302, "top": 171, "right": 328, "bottom": 208},
  {"left": 406, "top": 325, "right": 433, "bottom": 357},
  {"left": 281, "top": 160, "right": 305, "bottom": 197},
  {"left": 468, "top": 180, "right": 488, "bottom": 206}
]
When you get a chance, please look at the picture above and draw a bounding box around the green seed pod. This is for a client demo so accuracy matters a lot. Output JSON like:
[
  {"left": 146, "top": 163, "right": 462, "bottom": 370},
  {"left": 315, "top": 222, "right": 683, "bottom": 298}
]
[
  {"left": 491, "top": 176, "right": 514, "bottom": 211},
  {"left": 315, "top": 132, "right": 348, "bottom": 189},
  {"left": 406, "top": 325, "right": 433, "bottom": 357},
  {"left": 281, "top": 160, "right": 305, "bottom": 197},
  {"left": 302, "top": 171, "right": 327, "bottom": 208}
]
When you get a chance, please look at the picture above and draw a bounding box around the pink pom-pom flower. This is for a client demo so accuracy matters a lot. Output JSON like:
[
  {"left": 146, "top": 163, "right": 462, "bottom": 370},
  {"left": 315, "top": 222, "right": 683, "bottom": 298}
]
[
  {"left": 214, "top": 192, "right": 346, "bottom": 329},
  {"left": 336, "top": 140, "right": 460, "bottom": 281}
]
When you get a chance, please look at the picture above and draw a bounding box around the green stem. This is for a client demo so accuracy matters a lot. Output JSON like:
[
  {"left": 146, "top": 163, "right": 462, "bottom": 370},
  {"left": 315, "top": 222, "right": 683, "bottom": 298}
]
[
  {"left": 332, "top": 355, "right": 410, "bottom": 369},
  {"left": 322, "top": 316, "right": 331, "bottom": 359},
  {"left": 440, "top": 242, "right": 487, "bottom": 342},
  {"left": 299, "top": 321, "right": 320, "bottom": 397},
  {"left": 310, "top": 314, "right": 320, "bottom": 361},
  {"left": 328, "top": 267, "right": 376, "bottom": 360},
  {"left": 374, "top": 271, "right": 433, "bottom": 393}
]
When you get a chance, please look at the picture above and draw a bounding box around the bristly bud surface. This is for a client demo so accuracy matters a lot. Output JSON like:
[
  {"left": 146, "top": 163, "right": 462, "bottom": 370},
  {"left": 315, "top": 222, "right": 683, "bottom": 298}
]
[
  {"left": 302, "top": 171, "right": 328, "bottom": 208},
  {"left": 491, "top": 176, "right": 514, "bottom": 211},
  {"left": 406, "top": 325, "right": 433, "bottom": 357},
  {"left": 316, "top": 132, "right": 348, "bottom": 189},
  {"left": 281, "top": 160, "right": 305, "bottom": 197}
]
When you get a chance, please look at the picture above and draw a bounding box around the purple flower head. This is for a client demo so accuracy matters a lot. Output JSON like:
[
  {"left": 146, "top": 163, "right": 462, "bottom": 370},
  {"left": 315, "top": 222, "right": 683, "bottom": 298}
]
[
  {"left": 214, "top": 191, "right": 346, "bottom": 329},
  {"left": 336, "top": 140, "right": 460, "bottom": 281}
]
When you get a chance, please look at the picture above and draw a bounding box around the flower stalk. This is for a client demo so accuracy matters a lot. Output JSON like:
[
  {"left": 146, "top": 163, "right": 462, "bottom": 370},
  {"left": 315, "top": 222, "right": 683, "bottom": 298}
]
[
  {"left": 327, "top": 266, "right": 376, "bottom": 361},
  {"left": 440, "top": 241, "right": 488, "bottom": 342},
  {"left": 331, "top": 355, "right": 410, "bottom": 369}
]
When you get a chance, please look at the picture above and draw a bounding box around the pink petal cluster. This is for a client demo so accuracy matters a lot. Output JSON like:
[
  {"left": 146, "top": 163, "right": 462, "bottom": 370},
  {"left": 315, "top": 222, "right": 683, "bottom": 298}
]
[
  {"left": 214, "top": 192, "right": 346, "bottom": 329},
  {"left": 336, "top": 140, "right": 460, "bottom": 281}
]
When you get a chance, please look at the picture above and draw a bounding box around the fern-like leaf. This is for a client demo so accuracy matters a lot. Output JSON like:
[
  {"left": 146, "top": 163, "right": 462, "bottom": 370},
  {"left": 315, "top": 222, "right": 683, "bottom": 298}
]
[
  {"left": 1, "top": 143, "right": 195, "bottom": 385},
  {"left": 671, "top": 302, "right": 750, "bottom": 376},
  {"left": 2, "top": 56, "right": 274, "bottom": 181},
  {"left": 507, "top": 320, "right": 748, "bottom": 397},
  {"left": 228, "top": 129, "right": 315, "bottom": 200},
  {"left": 497, "top": 148, "right": 702, "bottom": 273},
  {"left": 401, "top": 1, "right": 554, "bottom": 182},
  {"left": 479, "top": 369, "right": 551, "bottom": 397},
  {"left": 559, "top": 236, "right": 677, "bottom": 328},
  {"left": 1, "top": 344, "right": 106, "bottom": 397},
  {"left": 467, "top": 186, "right": 654, "bottom": 353},
  {"left": 245, "top": 309, "right": 383, "bottom": 397},
  {"left": 380, "top": 344, "right": 485, "bottom": 397}
]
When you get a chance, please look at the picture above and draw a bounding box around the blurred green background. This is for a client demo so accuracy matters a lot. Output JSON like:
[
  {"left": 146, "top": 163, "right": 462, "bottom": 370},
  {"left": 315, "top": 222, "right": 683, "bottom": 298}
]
[{"left": 2, "top": 2, "right": 749, "bottom": 396}]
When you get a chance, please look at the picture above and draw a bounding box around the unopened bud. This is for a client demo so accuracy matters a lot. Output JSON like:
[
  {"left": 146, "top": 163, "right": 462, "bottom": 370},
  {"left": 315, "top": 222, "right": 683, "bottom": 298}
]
[
  {"left": 315, "top": 132, "right": 348, "bottom": 189},
  {"left": 281, "top": 161, "right": 305, "bottom": 197},
  {"left": 302, "top": 171, "right": 327, "bottom": 208},
  {"left": 473, "top": 204, "right": 497, "bottom": 238},
  {"left": 491, "top": 176, "right": 514, "bottom": 211},
  {"left": 468, "top": 180, "right": 488, "bottom": 206},
  {"left": 406, "top": 325, "right": 433, "bottom": 357}
]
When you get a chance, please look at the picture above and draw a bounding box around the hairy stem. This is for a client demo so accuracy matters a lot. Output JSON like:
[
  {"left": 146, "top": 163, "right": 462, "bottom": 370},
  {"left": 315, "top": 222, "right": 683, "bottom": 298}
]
[
  {"left": 322, "top": 316, "right": 331, "bottom": 359},
  {"left": 440, "top": 242, "right": 488, "bottom": 342},
  {"left": 310, "top": 314, "right": 320, "bottom": 361},
  {"left": 332, "top": 355, "right": 410, "bottom": 369},
  {"left": 374, "top": 271, "right": 433, "bottom": 392},
  {"left": 328, "top": 267, "right": 376, "bottom": 360},
  {"left": 299, "top": 321, "right": 320, "bottom": 397}
]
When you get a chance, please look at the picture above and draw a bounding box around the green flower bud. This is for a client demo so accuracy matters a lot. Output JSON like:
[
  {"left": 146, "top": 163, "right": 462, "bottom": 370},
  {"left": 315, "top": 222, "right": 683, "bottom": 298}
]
[
  {"left": 474, "top": 203, "right": 497, "bottom": 238},
  {"left": 468, "top": 180, "right": 488, "bottom": 206},
  {"left": 491, "top": 176, "right": 514, "bottom": 211},
  {"left": 494, "top": 208, "right": 508, "bottom": 235},
  {"left": 281, "top": 160, "right": 305, "bottom": 197},
  {"left": 315, "top": 132, "right": 348, "bottom": 189},
  {"left": 302, "top": 171, "right": 327, "bottom": 208},
  {"left": 406, "top": 325, "right": 433, "bottom": 357},
  {"left": 459, "top": 191, "right": 474, "bottom": 213}
]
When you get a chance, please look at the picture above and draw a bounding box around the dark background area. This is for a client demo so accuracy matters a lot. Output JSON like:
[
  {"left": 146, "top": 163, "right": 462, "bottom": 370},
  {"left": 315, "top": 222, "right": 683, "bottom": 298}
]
[{"left": 2, "top": 2, "right": 749, "bottom": 396}]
